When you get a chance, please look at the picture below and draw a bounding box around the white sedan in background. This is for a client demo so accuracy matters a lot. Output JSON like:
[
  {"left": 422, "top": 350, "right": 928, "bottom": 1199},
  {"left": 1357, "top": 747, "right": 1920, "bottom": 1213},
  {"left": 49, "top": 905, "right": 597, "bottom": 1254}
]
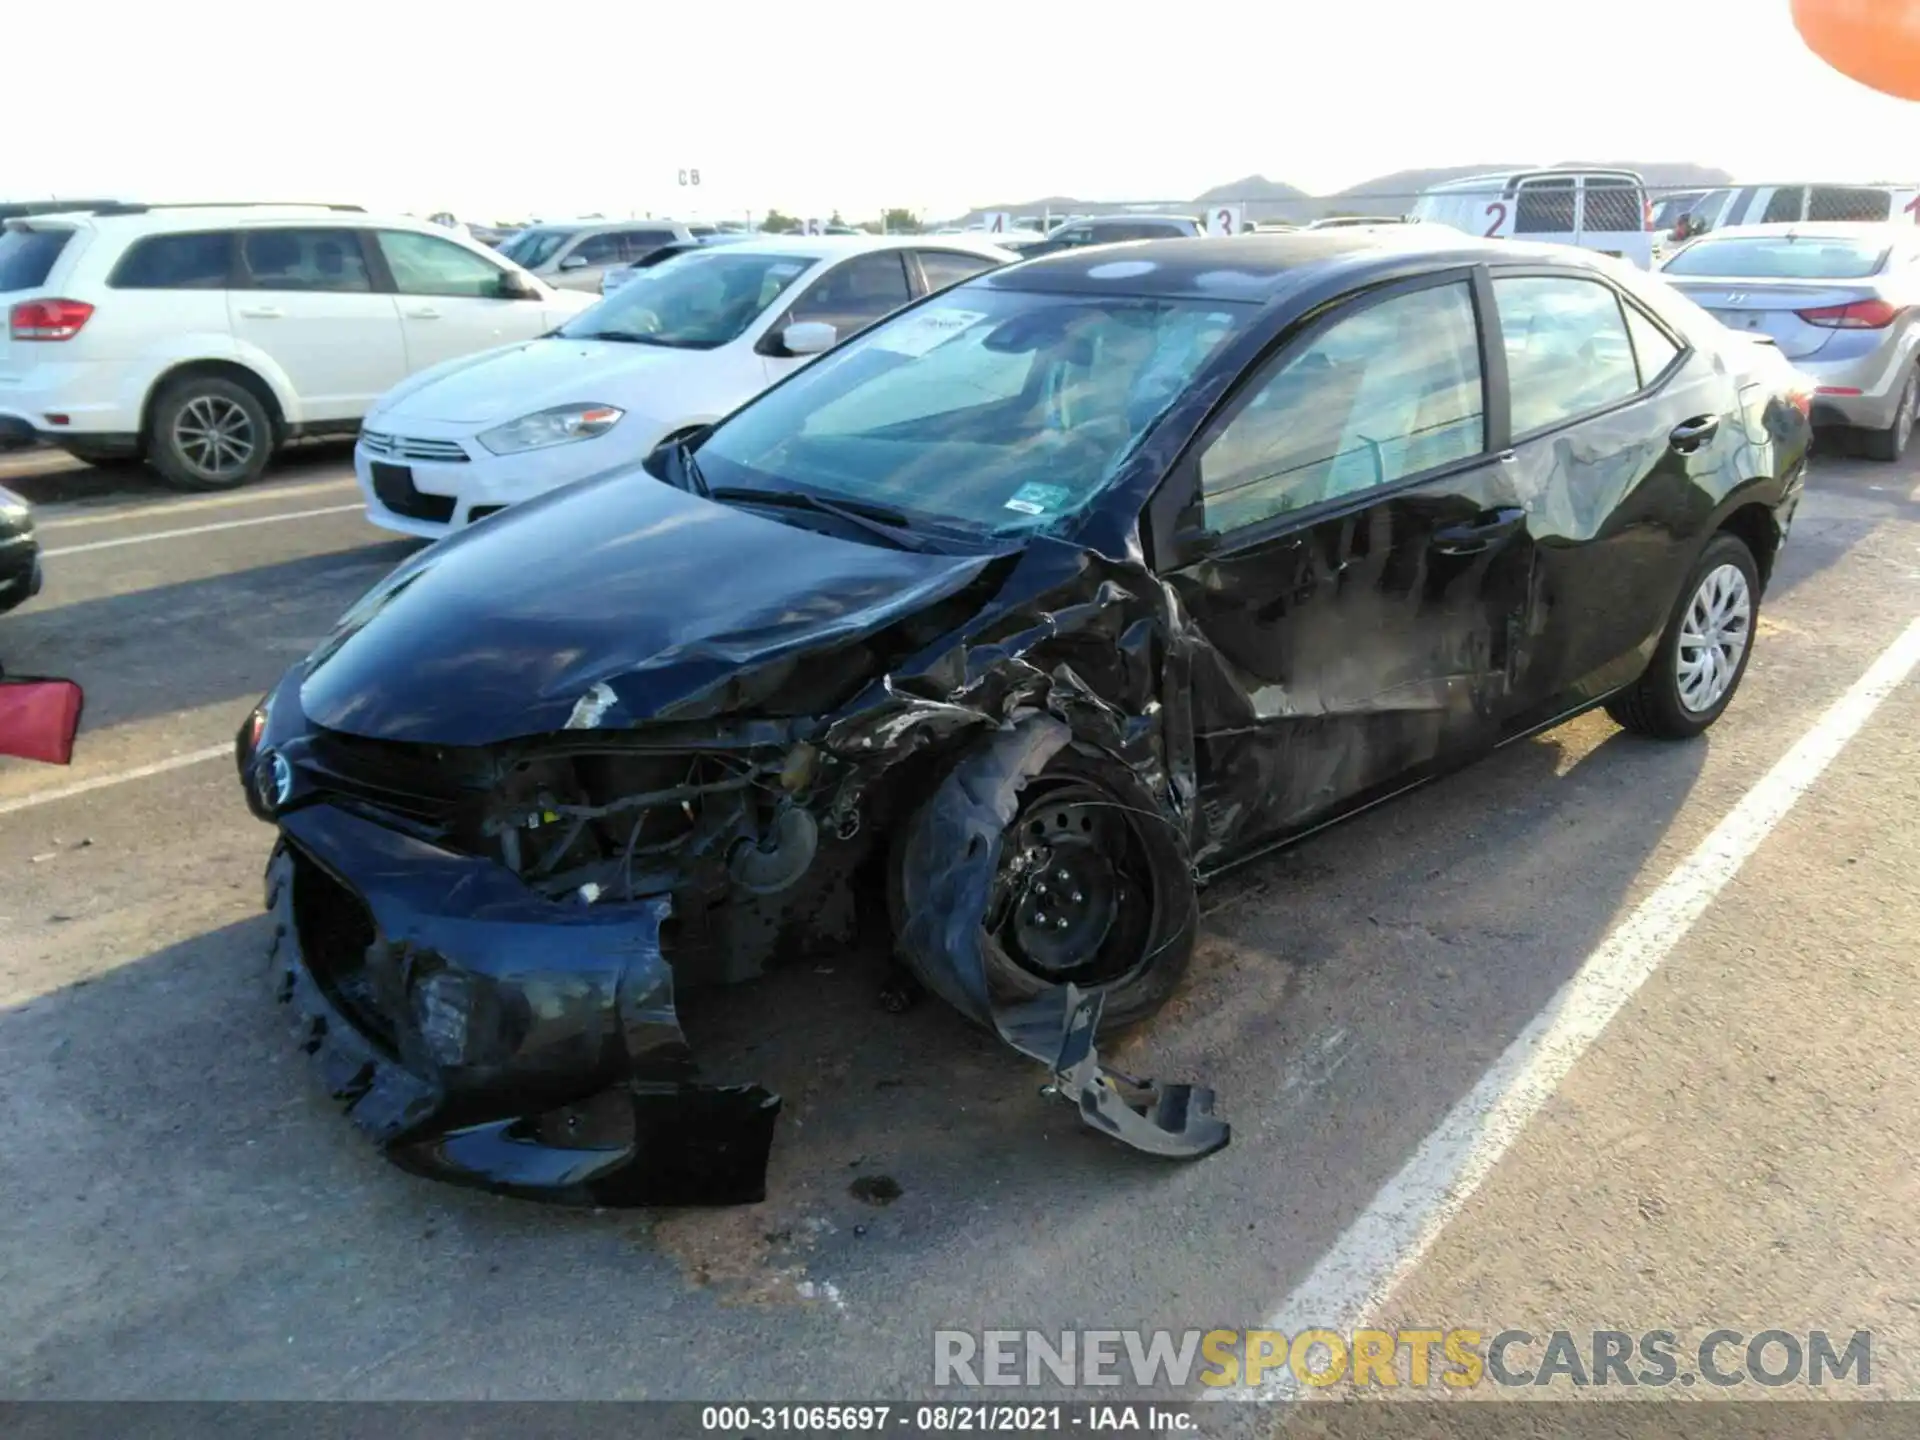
[{"left": 353, "top": 234, "right": 1015, "bottom": 537}]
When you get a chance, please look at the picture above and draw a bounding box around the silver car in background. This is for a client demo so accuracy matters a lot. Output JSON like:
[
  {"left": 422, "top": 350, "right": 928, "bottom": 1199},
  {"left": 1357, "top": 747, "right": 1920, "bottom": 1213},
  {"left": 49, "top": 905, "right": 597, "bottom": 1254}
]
[
  {"left": 1659, "top": 223, "right": 1920, "bottom": 460},
  {"left": 495, "top": 220, "right": 703, "bottom": 292}
]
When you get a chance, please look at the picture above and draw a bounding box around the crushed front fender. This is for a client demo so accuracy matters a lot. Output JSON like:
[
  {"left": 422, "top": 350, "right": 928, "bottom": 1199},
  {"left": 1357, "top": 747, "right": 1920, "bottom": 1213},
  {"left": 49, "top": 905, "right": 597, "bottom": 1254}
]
[{"left": 893, "top": 715, "right": 1229, "bottom": 1161}]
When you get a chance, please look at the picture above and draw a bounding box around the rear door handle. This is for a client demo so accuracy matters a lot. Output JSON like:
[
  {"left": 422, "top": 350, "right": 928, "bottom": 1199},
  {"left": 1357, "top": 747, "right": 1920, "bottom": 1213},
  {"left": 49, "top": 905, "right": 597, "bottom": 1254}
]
[
  {"left": 1669, "top": 414, "right": 1720, "bottom": 452},
  {"left": 237, "top": 305, "right": 282, "bottom": 319},
  {"left": 405, "top": 307, "right": 441, "bottom": 320},
  {"left": 1431, "top": 505, "right": 1527, "bottom": 556}
]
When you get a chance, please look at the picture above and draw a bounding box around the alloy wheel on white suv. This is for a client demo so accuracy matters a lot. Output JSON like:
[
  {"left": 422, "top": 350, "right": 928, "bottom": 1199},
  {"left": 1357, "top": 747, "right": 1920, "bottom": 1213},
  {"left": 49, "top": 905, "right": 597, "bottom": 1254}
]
[{"left": 148, "top": 376, "right": 274, "bottom": 491}]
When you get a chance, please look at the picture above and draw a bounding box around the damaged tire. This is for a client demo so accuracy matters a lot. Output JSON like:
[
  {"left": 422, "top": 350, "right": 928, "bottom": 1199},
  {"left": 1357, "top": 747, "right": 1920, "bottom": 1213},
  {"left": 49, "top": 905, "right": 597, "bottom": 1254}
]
[{"left": 891, "top": 723, "right": 1196, "bottom": 1035}]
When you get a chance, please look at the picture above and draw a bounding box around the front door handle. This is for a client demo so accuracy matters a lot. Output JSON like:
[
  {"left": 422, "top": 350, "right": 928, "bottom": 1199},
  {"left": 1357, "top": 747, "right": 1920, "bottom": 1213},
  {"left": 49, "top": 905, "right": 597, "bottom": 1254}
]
[
  {"left": 1669, "top": 414, "right": 1720, "bottom": 453},
  {"left": 1431, "top": 505, "right": 1526, "bottom": 556},
  {"left": 405, "top": 307, "right": 442, "bottom": 320},
  {"left": 237, "top": 305, "right": 282, "bottom": 319}
]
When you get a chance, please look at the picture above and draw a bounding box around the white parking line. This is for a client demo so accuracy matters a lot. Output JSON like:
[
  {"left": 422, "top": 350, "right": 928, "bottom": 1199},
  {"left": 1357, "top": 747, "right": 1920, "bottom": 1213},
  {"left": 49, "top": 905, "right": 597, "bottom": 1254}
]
[
  {"left": 43, "top": 504, "right": 366, "bottom": 557},
  {"left": 37, "top": 477, "right": 358, "bottom": 530},
  {"left": 1234, "top": 611, "right": 1920, "bottom": 1401},
  {"left": 0, "top": 743, "right": 231, "bottom": 817}
]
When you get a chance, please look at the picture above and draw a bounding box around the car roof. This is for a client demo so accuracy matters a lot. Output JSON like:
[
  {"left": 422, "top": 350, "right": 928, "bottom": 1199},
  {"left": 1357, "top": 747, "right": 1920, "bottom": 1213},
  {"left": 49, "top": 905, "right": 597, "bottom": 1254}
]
[
  {"left": 1682, "top": 222, "right": 1913, "bottom": 243},
  {"left": 13, "top": 205, "right": 426, "bottom": 235},
  {"left": 986, "top": 229, "right": 1558, "bottom": 301},
  {"left": 709, "top": 233, "right": 1016, "bottom": 261},
  {"left": 1425, "top": 167, "right": 1645, "bottom": 192},
  {"left": 1068, "top": 213, "right": 1199, "bottom": 225}
]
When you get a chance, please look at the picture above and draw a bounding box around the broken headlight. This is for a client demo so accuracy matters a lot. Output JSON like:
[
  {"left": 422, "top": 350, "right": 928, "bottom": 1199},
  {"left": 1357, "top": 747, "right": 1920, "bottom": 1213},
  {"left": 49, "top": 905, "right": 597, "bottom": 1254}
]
[
  {"left": 478, "top": 404, "right": 625, "bottom": 456},
  {"left": 408, "top": 968, "right": 527, "bottom": 1069}
]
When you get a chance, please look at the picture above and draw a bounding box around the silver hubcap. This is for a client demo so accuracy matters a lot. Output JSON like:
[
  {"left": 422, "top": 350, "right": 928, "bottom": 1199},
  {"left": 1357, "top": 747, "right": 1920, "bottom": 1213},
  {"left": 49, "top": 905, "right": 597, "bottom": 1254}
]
[
  {"left": 172, "top": 395, "right": 257, "bottom": 480},
  {"left": 1676, "top": 563, "right": 1752, "bottom": 714}
]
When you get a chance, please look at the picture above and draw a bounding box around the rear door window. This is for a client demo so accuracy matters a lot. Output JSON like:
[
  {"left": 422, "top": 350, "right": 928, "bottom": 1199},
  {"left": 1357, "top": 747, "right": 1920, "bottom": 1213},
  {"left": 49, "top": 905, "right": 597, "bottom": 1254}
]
[
  {"left": 1494, "top": 275, "right": 1641, "bottom": 435},
  {"left": 238, "top": 229, "right": 374, "bottom": 292},
  {"left": 108, "top": 231, "right": 235, "bottom": 289},
  {"left": 1808, "top": 186, "right": 1892, "bottom": 222},
  {"left": 1515, "top": 178, "right": 1577, "bottom": 233},
  {"left": 0, "top": 228, "right": 73, "bottom": 291},
  {"left": 570, "top": 232, "right": 625, "bottom": 266},
  {"left": 619, "top": 229, "right": 677, "bottom": 260}
]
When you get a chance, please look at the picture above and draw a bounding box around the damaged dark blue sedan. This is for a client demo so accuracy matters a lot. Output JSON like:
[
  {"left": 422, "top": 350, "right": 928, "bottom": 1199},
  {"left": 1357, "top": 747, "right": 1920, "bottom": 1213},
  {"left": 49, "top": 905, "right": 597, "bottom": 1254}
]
[{"left": 236, "top": 231, "right": 1810, "bottom": 1205}]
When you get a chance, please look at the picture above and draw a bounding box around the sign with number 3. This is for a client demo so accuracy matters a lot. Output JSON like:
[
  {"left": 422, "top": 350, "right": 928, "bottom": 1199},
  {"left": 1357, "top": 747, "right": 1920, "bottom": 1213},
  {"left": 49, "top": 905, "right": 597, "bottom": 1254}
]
[{"left": 1207, "top": 205, "right": 1243, "bottom": 237}]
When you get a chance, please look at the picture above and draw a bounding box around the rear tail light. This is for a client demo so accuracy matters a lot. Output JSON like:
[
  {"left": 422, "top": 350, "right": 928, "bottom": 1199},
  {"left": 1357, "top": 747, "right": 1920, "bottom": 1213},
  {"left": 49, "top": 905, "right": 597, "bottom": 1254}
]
[
  {"left": 1788, "top": 387, "right": 1814, "bottom": 419},
  {"left": 1796, "top": 298, "right": 1900, "bottom": 329},
  {"left": 9, "top": 298, "right": 94, "bottom": 341}
]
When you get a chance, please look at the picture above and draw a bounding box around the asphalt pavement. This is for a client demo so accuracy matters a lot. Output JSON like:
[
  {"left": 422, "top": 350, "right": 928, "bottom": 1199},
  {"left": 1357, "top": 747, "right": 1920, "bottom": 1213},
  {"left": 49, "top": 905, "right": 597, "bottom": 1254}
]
[{"left": 1, "top": 437, "right": 1916, "bottom": 1418}]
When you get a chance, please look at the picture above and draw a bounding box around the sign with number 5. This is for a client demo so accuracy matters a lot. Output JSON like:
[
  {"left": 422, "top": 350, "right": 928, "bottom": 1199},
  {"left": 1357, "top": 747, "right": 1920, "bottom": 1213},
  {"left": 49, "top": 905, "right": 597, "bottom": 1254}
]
[{"left": 1207, "top": 205, "right": 1244, "bottom": 237}]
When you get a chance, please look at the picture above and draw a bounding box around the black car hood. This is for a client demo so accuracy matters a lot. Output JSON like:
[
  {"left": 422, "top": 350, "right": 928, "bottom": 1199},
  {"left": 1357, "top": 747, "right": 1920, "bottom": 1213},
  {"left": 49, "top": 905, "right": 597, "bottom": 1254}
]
[{"left": 300, "top": 473, "right": 998, "bottom": 746}]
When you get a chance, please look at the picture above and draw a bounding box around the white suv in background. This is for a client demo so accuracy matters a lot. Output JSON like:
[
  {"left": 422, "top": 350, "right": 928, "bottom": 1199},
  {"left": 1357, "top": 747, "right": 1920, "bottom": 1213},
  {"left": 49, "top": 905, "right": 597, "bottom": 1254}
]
[{"left": 0, "top": 203, "right": 593, "bottom": 489}]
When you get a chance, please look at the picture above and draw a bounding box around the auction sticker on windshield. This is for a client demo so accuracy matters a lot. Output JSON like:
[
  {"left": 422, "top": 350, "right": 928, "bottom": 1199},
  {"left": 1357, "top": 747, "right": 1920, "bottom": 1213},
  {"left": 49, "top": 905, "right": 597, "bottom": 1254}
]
[
  {"left": 1004, "top": 481, "right": 1073, "bottom": 515},
  {"left": 870, "top": 307, "right": 988, "bottom": 358}
]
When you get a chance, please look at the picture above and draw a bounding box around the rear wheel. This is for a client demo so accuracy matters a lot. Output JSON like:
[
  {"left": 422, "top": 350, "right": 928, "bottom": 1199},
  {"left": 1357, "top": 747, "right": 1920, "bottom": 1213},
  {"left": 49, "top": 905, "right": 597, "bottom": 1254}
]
[
  {"left": 1862, "top": 365, "right": 1918, "bottom": 463},
  {"left": 147, "top": 376, "right": 273, "bottom": 491},
  {"left": 1606, "top": 532, "right": 1759, "bottom": 740}
]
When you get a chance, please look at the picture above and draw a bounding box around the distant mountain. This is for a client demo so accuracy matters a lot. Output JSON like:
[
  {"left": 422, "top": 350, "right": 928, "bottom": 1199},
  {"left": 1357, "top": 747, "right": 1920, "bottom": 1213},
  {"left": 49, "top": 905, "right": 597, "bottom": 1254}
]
[{"left": 952, "top": 161, "right": 1736, "bottom": 228}]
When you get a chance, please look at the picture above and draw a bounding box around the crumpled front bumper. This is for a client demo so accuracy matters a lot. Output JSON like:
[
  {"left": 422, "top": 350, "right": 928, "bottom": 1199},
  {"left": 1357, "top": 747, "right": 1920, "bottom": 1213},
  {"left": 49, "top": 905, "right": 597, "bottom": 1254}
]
[{"left": 266, "top": 803, "right": 780, "bottom": 1207}]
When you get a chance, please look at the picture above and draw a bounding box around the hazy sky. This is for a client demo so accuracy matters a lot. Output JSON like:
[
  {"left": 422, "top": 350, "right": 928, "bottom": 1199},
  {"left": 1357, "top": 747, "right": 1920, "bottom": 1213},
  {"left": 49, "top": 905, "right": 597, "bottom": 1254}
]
[{"left": 13, "top": 0, "right": 1918, "bottom": 224}]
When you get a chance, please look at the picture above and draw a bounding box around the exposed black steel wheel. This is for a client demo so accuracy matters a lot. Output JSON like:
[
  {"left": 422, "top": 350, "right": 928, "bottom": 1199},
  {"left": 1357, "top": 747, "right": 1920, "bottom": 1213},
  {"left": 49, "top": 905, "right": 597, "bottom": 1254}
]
[{"left": 891, "top": 738, "right": 1195, "bottom": 1034}]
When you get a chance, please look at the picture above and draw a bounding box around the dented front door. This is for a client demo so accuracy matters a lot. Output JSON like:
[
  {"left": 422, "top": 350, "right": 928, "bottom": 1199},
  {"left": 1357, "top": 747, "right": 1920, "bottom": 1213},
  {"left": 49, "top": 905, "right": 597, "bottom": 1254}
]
[{"left": 1158, "top": 272, "right": 1539, "bottom": 860}]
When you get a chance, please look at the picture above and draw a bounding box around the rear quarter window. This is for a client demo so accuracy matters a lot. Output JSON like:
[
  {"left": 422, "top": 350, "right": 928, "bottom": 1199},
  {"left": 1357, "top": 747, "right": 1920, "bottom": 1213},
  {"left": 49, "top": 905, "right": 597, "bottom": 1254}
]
[{"left": 0, "top": 227, "right": 73, "bottom": 291}]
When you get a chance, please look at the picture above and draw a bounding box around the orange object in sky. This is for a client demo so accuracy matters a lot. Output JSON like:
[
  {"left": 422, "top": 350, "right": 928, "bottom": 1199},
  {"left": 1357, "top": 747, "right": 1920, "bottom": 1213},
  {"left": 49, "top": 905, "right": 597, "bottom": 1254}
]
[{"left": 1792, "top": 0, "right": 1920, "bottom": 100}]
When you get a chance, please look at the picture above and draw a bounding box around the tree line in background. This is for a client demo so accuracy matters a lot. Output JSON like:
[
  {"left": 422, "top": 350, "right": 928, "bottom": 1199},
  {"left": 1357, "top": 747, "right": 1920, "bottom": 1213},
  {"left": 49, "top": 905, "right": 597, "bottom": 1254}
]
[{"left": 754, "top": 207, "right": 924, "bottom": 234}]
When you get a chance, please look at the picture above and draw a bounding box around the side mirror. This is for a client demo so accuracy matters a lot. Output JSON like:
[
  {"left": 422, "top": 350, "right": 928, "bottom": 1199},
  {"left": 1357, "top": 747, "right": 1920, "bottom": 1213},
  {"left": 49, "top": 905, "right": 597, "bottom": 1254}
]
[
  {"left": 559, "top": 254, "right": 589, "bottom": 271},
  {"left": 781, "top": 321, "right": 838, "bottom": 356},
  {"left": 498, "top": 270, "right": 539, "bottom": 300}
]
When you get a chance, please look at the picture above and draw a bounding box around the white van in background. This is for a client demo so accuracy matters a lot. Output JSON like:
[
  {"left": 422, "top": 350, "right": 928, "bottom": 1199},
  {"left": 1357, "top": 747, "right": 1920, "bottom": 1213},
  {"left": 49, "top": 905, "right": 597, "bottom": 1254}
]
[{"left": 1409, "top": 168, "right": 1654, "bottom": 268}]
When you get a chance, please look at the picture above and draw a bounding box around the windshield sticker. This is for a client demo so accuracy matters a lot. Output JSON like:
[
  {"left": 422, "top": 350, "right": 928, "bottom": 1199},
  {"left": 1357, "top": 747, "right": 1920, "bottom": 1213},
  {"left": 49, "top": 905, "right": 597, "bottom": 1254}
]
[
  {"left": 1003, "top": 482, "right": 1073, "bottom": 516},
  {"left": 869, "top": 307, "right": 988, "bottom": 357},
  {"left": 767, "top": 262, "right": 806, "bottom": 281}
]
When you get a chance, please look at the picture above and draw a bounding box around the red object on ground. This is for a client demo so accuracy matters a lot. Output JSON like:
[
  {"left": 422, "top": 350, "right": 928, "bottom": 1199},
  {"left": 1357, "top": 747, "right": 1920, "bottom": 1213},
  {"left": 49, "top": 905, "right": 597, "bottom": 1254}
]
[
  {"left": 0, "top": 676, "right": 84, "bottom": 764},
  {"left": 1792, "top": 0, "right": 1920, "bottom": 101}
]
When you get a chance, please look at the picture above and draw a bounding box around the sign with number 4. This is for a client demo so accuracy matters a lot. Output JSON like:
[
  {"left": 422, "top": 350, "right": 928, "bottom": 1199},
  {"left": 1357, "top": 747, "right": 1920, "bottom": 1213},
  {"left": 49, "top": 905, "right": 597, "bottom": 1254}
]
[
  {"left": 979, "top": 212, "right": 1012, "bottom": 234},
  {"left": 1206, "top": 205, "right": 1244, "bottom": 237}
]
